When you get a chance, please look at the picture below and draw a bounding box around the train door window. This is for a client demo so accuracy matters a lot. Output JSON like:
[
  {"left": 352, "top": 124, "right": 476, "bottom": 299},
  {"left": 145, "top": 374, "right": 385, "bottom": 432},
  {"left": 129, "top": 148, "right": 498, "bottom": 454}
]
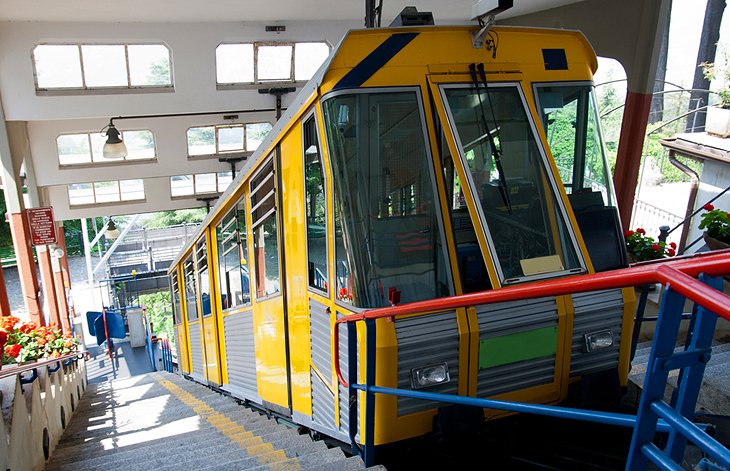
[
  {"left": 303, "top": 114, "right": 328, "bottom": 293},
  {"left": 441, "top": 83, "right": 585, "bottom": 284},
  {"left": 195, "top": 238, "right": 212, "bottom": 316},
  {"left": 183, "top": 253, "right": 198, "bottom": 321},
  {"left": 250, "top": 157, "right": 281, "bottom": 298},
  {"left": 171, "top": 270, "right": 182, "bottom": 324},
  {"left": 322, "top": 89, "right": 452, "bottom": 308},
  {"left": 437, "top": 117, "right": 492, "bottom": 293},
  {"left": 534, "top": 84, "right": 614, "bottom": 207},
  {"left": 217, "top": 200, "right": 251, "bottom": 310}
]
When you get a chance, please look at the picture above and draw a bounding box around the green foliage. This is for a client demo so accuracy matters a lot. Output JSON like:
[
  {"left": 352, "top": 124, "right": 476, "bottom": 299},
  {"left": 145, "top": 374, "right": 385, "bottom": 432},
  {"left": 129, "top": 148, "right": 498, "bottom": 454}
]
[
  {"left": 139, "top": 290, "right": 174, "bottom": 348},
  {"left": 698, "top": 204, "right": 730, "bottom": 243},
  {"left": 624, "top": 227, "right": 676, "bottom": 261},
  {"left": 141, "top": 209, "right": 207, "bottom": 229},
  {"left": 701, "top": 60, "right": 730, "bottom": 109}
]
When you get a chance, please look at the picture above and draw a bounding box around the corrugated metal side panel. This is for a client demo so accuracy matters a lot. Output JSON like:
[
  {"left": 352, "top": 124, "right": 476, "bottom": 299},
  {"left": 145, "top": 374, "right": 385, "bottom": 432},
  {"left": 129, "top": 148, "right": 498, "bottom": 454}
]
[
  {"left": 174, "top": 330, "right": 182, "bottom": 366},
  {"left": 311, "top": 369, "right": 337, "bottom": 431},
  {"left": 337, "top": 314, "right": 359, "bottom": 441},
  {"left": 475, "top": 298, "right": 557, "bottom": 397},
  {"left": 310, "top": 299, "right": 332, "bottom": 382},
  {"left": 396, "top": 311, "right": 459, "bottom": 416},
  {"left": 189, "top": 326, "right": 204, "bottom": 377},
  {"left": 224, "top": 310, "right": 258, "bottom": 398},
  {"left": 570, "top": 289, "right": 624, "bottom": 376}
]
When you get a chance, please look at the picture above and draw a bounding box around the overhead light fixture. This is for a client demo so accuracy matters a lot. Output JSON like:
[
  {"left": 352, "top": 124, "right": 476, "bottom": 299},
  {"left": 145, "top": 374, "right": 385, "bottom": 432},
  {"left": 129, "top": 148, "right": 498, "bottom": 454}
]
[
  {"left": 105, "top": 219, "right": 120, "bottom": 240},
  {"left": 102, "top": 120, "right": 128, "bottom": 159}
]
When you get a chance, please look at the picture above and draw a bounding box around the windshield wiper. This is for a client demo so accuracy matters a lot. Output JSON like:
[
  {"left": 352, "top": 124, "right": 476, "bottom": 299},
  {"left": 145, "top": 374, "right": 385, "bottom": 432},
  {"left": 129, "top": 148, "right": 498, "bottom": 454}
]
[{"left": 469, "top": 62, "right": 512, "bottom": 214}]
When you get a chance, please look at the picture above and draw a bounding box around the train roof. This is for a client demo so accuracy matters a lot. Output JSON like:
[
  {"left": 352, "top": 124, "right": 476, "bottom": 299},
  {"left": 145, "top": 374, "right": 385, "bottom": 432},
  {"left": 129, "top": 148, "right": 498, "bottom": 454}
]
[{"left": 168, "top": 24, "right": 596, "bottom": 270}]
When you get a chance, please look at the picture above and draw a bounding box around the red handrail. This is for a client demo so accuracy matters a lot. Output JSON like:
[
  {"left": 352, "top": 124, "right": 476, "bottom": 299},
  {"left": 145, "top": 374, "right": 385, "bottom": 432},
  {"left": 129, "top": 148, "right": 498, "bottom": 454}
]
[
  {"left": 333, "top": 250, "right": 730, "bottom": 387},
  {"left": 0, "top": 351, "right": 86, "bottom": 380}
]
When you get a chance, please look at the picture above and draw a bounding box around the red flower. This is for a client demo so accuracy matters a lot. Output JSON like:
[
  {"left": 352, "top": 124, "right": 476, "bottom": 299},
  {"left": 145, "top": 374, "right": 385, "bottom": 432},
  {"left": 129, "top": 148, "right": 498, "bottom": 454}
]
[
  {"left": 651, "top": 244, "right": 661, "bottom": 251},
  {"left": 0, "top": 330, "right": 7, "bottom": 347},
  {"left": 5, "top": 344, "right": 21, "bottom": 358},
  {"left": 668, "top": 248, "right": 676, "bottom": 256},
  {"left": 624, "top": 230, "right": 635, "bottom": 237},
  {"left": 636, "top": 228, "right": 646, "bottom": 235},
  {"left": 19, "top": 322, "right": 37, "bottom": 334},
  {"left": 37, "top": 338, "right": 47, "bottom": 346},
  {"left": 703, "top": 203, "right": 715, "bottom": 211},
  {"left": 670, "top": 242, "right": 677, "bottom": 249}
]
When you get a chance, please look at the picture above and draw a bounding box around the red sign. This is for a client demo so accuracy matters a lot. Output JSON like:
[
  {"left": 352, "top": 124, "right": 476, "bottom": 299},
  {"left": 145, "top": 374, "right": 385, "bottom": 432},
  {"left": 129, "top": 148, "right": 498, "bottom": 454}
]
[{"left": 27, "top": 207, "right": 57, "bottom": 246}]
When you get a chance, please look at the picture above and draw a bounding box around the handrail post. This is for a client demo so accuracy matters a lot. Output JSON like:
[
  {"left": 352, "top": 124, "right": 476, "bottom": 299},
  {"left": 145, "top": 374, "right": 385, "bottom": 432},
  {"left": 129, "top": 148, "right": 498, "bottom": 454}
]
[
  {"left": 363, "top": 318, "right": 377, "bottom": 468},
  {"left": 102, "top": 307, "right": 113, "bottom": 361}
]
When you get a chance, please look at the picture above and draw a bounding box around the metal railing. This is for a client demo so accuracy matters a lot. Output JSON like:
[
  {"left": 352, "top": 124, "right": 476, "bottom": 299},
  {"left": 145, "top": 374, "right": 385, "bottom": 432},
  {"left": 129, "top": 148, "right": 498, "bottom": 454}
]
[{"left": 333, "top": 251, "right": 730, "bottom": 469}]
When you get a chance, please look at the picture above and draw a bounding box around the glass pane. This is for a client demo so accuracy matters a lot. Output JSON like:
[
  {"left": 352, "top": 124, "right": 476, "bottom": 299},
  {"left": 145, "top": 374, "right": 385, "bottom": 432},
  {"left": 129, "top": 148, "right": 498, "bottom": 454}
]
[
  {"left": 216, "top": 44, "right": 254, "bottom": 83},
  {"left": 253, "top": 215, "right": 280, "bottom": 297},
  {"left": 57, "top": 134, "right": 91, "bottom": 165},
  {"left": 184, "top": 256, "right": 198, "bottom": 320},
  {"left": 171, "top": 272, "right": 182, "bottom": 324},
  {"left": 218, "top": 126, "right": 244, "bottom": 152},
  {"left": 443, "top": 85, "right": 582, "bottom": 282},
  {"left": 128, "top": 45, "right": 171, "bottom": 86},
  {"left": 258, "top": 45, "right": 292, "bottom": 81},
  {"left": 323, "top": 91, "right": 451, "bottom": 308},
  {"left": 68, "top": 183, "right": 94, "bottom": 206},
  {"left": 246, "top": 122, "right": 272, "bottom": 151},
  {"left": 536, "top": 85, "right": 613, "bottom": 206},
  {"left": 94, "top": 180, "right": 120, "bottom": 203},
  {"left": 124, "top": 130, "right": 156, "bottom": 160},
  {"left": 171, "top": 175, "right": 194, "bottom": 197},
  {"left": 295, "top": 42, "right": 329, "bottom": 81},
  {"left": 120, "top": 179, "right": 145, "bottom": 200},
  {"left": 217, "top": 171, "right": 233, "bottom": 192},
  {"left": 195, "top": 173, "right": 217, "bottom": 194},
  {"left": 304, "top": 116, "right": 328, "bottom": 291},
  {"left": 33, "top": 45, "right": 83, "bottom": 89},
  {"left": 237, "top": 200, "right": 250, "bottom": 304},
  {"left": 187, "top": 127, "right": 216, "bottom": 156},
  {"left": 81, "top": 45, "right": 128, "bottom": 87}
]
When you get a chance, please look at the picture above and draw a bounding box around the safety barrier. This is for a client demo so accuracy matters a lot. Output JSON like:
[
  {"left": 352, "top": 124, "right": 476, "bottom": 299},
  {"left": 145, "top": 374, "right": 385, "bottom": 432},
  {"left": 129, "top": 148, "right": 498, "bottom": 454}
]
[
  {"left": 0, "top": 352, "right": 87, "bottom": 471},
  {"left": 333, "top": 250, "right": 730, "bottom": 469}
]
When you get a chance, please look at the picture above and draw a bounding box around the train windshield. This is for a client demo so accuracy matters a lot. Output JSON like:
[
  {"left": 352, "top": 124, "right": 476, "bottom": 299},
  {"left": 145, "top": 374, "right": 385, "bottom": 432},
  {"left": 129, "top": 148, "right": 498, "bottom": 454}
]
[
  {"left": 441, "top": 84, "right": 584, "bottom": 284},
  {"left": 535, "top": 84, "right": 615, "bottom": 207},
  {"left": 322, "top": 89, "right": 452, "bottom": 308}
]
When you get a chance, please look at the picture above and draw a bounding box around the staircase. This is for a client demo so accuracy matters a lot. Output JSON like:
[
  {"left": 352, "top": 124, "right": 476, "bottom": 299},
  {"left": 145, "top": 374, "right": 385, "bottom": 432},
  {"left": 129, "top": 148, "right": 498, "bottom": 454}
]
[{"left": 46, "top": 372, "right": 382, "bottom": 470}]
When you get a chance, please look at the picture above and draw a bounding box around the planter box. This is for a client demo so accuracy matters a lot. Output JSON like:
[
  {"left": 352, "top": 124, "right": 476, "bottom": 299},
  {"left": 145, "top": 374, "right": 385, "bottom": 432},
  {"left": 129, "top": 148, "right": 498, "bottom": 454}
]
[{"left": 705, "top": 106, "right": 730, "bottom": 137}]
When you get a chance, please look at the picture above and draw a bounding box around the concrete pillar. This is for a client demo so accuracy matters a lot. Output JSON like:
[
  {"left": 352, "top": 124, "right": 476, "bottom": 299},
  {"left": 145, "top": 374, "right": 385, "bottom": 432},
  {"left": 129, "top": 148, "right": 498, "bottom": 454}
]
[
  {"left": 8, "top": 212, "right": 43, "bottom": 325},
  {"left": 37, "top": 245, "right": 61, "bottom": 328},
  {"left": 0, "top": 264, "right": 10, "bottom": 316}
]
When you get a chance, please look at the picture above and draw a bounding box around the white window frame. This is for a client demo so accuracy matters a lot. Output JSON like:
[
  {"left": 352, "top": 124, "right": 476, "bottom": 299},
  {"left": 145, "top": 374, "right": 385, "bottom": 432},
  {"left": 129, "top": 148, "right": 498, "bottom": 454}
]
[
  {"left": 169, "top": 171, "right": 233, "bottom": 198},
  {"left": 32, "top": 43, "right": 174, "bottom": 95},
  {"left": 56, "top": 129, "right": 157, "bottom": 167},
  {"left": 186, "top": 122, "right": 272, "bottom": 159},
  {"left": 67, "top": 179, "right": 146, "bottom": 207}
]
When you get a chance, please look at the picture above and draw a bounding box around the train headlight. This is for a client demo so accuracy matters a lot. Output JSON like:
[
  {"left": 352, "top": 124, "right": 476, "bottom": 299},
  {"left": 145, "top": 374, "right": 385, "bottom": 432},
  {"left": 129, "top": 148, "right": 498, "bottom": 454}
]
[
  {"left": 411, "top": 363, "right": 450, "bottom": 389},
  {"left": 584, "top": 330, "right": 614, "bottom": 352}
]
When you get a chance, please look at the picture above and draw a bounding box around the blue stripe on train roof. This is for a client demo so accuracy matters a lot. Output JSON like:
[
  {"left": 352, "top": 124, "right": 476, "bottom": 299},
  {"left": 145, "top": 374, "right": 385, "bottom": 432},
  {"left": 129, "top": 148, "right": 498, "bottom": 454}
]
[{"left": 333, "top": 32, "right": 419, "bottom": 90}]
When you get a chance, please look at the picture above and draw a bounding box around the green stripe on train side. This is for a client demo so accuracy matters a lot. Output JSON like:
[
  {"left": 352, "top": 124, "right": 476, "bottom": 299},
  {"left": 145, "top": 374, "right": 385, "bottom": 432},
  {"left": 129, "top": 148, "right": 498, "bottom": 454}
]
[{"left": 478, "top": 326, "right": 558, "bottom": 369}]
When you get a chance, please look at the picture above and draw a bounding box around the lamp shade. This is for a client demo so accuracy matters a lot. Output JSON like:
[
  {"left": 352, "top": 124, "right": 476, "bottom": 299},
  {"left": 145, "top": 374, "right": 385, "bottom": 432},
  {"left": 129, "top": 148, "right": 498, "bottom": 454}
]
[
  {"left": 103, "top": 124, "right": 128, "bottom": 159},
  {"left": 105, "top": 220, "right": 120, "bottom": 239}
]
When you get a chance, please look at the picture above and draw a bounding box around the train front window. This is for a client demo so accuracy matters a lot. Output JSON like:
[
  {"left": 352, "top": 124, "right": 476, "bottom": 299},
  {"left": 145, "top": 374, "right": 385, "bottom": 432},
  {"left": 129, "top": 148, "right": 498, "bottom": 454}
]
[
  {"left": 323, "top": 89, "right": 451, "bottom": 308},
  {"left": 441, "top": 84, "right": 584, "bottom": 284},
  {"left": 535, "top": 84, "right": 614, "bottom": 206}
]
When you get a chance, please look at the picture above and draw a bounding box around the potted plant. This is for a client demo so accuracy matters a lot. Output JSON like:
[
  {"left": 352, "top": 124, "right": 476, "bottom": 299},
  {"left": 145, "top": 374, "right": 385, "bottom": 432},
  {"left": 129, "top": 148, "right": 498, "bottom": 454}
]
[
  {"left": 701, "top": 60, "right": 730, "bottom": 137},
  {"left": 624, "top": 227, "right": 677, "bottom": 263},
  {"left": 698, "top": 203, "right": 730, "bottom": 250}
]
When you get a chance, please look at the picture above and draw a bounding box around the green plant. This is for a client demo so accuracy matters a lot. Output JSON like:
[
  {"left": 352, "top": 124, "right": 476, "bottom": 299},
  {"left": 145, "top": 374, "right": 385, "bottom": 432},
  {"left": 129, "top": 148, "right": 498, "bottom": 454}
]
[
  {"left": 624, "top": 227, "right": 676, "bottom": 262},
  {"left": 698, "top": 203, "right": 730, "bottom": 243},
  {"left": 701, "top": 61, "right": 730, "bottom": 109}
]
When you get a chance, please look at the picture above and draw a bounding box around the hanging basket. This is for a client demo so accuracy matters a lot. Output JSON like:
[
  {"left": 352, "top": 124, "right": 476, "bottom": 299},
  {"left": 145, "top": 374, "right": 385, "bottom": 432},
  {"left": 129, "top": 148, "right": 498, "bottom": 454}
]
[{"left": 703, "top": 231, "right": 730, "bottom": 251}]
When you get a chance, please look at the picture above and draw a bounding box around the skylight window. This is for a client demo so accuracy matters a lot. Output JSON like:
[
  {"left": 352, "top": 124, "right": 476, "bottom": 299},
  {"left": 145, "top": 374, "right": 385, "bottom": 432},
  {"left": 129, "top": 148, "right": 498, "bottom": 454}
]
[
  {"left": 33, "top": 44, "right": 172, "bottom": 92},
  {"left": 57, "top": 130, "right": 156, "bottom": 165},
  {"left": 186, "top": 122, "right": 272, "bottom": 157},
  {"left": 215, "top": 41, "right": 329, "bottom": 86},
  {"left": 68, "top": 179, "right": 145, "bottom": 206}
]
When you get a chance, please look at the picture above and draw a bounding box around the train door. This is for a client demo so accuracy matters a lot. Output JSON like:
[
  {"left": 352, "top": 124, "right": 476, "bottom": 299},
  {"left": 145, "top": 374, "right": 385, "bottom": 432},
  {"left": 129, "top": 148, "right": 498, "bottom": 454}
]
[
  {"left": 170, "top": 266, "right": 191, "bottom": 374},
  {"left": 183, "top": 251, "right": 205, "bottom": 381},
  {"left": 195, "top": 233, "right": 223, "bottom": 385},
  {"left": 249, "top": 154, "right": 291, "bottom": 414}
]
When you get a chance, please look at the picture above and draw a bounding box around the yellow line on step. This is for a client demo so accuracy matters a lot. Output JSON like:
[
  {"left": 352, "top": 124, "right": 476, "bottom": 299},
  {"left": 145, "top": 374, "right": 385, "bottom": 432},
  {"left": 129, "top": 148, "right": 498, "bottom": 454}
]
[{"left": 155, "top": 376, "right": 300, "bottom": 471}]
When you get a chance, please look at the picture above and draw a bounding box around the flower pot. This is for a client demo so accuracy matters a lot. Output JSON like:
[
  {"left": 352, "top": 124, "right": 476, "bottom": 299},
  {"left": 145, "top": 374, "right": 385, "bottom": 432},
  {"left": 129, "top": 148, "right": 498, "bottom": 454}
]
[
  {"left": 704, "top": 231, "right": 730, "bottom": 250},
  {"left": 705, "top": 106, "right": 730, "bottom": 137}
]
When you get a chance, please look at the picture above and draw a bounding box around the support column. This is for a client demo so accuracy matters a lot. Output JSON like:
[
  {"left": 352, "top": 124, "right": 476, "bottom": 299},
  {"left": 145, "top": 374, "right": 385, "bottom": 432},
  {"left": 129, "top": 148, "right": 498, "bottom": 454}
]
[
  {"left": 55, "top": 224, "right": 74, "bottom": 333},
  {"left": 613, "top": 92, "right": 654, "bottom": 228},
  {"left": 8, "top": 212, "right": 43, "bottom": 325},
  {"left": 0, "top": 263, "right": 10, "bottom": 316},
  {"left": 51, "top": 253, "right": 70, "bottom": 333},
  {"left": 37, "top": 245, "right": 61, "bottom": 328}
]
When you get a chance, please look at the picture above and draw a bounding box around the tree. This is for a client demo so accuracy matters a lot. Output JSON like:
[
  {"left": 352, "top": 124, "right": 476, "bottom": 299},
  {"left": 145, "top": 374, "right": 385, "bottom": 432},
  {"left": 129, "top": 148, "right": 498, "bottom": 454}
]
[
  {"left": 139, "top": 290, "right": 174, "bottom": 347},
  {"left": 141, "top": 209, "right": 206, "bottom": 229}
]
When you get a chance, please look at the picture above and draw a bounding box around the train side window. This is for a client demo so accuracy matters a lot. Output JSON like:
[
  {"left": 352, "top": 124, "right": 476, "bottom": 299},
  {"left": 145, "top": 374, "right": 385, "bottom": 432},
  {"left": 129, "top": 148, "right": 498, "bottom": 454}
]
[
  {"left": 195, "top": 238, "right": 213, "bottom": 317},
  {"left": 183, "top": 254, "right": 198, "bottom": 321},
  {"left": 171, "top": 270, "right": 182, "bottom": 324},
  {"left": 216, "top": 200, "right": 251, "bottom": 310},
  {"left": 304, "top": 114, "right": 328, "bottom": 293},
  {"left": 250, "top": 158, "right": 281, "bottom": 298}
]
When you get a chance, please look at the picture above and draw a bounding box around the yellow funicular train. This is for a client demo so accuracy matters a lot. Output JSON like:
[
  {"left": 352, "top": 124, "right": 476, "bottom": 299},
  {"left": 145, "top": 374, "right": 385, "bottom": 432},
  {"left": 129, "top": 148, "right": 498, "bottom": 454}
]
[{"left": 168, "top": 5, "right": 635, "bottom": 457}]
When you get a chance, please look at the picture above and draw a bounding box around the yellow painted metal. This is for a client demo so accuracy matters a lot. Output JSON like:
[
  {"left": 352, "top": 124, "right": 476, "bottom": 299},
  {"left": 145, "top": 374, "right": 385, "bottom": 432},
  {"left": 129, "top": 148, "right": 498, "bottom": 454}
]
[
  {"left": 172, "top": 263, "right": 192, "bottom": 374},
  {"left": 208, "top": 224, "right": 229, "bottom": 386},
  {"left": 199, "top": 229, "right": 223, "bottom": 385},
  {"left": 617, "top": 287, "right": 637, "bottom": 386}
]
